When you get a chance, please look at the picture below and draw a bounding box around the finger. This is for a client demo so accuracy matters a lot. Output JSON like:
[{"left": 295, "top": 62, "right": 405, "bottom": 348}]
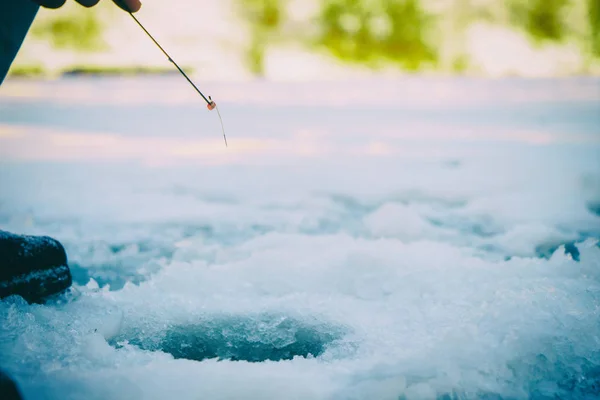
[
  {"left": 112, "top": 0, "right": 141, "bottom": 13},
  {"left": 75, "top": 0, "right": 101, "bottom": 7},
  {"left": 30, "top": 0, "right": 67, "bottom": 9}
]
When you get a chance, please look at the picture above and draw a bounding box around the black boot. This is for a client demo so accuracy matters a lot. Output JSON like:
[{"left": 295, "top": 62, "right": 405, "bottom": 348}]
[
  {"left": 0, "top": 230, "right": 72, "bottom": 303},
  {"left": 0, "top": 369, "right": 23, "bottom": 400}
]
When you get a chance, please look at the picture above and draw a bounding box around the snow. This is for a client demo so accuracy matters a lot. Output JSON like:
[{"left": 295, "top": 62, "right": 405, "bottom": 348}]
[{"left": 0, "top": 76, "right": 599, "bottom": 400}]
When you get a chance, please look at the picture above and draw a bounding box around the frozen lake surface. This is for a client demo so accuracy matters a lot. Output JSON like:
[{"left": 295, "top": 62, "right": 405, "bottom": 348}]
[{"left": 1, "top": 76, "right": 599, "bottom": 399}]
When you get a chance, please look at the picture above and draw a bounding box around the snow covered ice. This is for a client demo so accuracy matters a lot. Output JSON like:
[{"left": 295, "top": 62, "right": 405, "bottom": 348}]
[{"left": 0, "top": 77, "right": 599, "bottom": 400}]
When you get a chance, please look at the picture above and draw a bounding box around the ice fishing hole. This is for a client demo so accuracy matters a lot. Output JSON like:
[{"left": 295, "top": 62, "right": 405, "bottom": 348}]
[{"left": 113, "top": 313, "right": 349, "bottom": 363}]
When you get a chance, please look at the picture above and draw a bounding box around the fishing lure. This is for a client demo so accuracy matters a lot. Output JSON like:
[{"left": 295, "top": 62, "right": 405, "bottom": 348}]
[{"left": 125, "top": 7, "right": 228, "bottom": 147}]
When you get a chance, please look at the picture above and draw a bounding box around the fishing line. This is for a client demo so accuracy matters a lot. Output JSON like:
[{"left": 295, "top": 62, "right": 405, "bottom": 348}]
[
  {"left": 210, "top": 96, "right": 228, "bottom": 147},
  {"left": 125, "top": 8, "right": 228, "bottom": 147}
]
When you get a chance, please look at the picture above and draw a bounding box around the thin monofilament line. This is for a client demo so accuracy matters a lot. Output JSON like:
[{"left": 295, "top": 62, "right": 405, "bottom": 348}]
[
  {"left": 127, "top": 12, "right": 211, "bottom": 105},
  {"left": 215, "top": 103, "right": 228, "bottom": 147}
]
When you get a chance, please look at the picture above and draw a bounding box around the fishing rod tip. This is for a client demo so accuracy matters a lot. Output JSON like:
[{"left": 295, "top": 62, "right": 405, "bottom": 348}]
[{"left": 207, "top": 101, "right": 216, "bottom": 111}]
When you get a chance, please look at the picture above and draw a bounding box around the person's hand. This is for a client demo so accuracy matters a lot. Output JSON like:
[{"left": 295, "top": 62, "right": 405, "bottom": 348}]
[{"left": 32, "top": 0, "right": 142, "bottom": 13}]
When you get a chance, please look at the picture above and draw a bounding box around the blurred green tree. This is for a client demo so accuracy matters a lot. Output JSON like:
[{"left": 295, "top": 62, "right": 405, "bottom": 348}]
[
  {"left": 589, "top": 0, "right": 600, "bottom": 55},
  {"left": 237, "top": 0, "right": 285, "bottom": 76},
  {"left": 31, "top": 12, "right": 106, "bottom": 52},
  {"left": 317, "top": 0, "right": 437, "bottom": 70},
  {"left": 508, "top": 0, "right": 569, "bottom": 42}
]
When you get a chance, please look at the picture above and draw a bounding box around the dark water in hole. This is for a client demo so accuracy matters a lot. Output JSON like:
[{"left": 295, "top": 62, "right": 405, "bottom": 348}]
[{"left": 112, "top": 313, "right": 347, "bottom": 363}]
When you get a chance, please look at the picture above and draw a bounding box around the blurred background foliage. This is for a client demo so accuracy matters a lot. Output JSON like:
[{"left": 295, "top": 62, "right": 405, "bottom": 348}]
[
  {"left": 236, "top": 0, "right": 285, "bottom": 75},
  {"left": 317, "top": 0, "right": 437, "bottom": 71},
  {"left": 30, "top": 10, "right": 106, "bottom": 52},
  {"left": 508, "top": 0, "right": 569, "bottom": 42},
  {"left": 245, "top": 0, "right": 600, "bottom": 74},
  {"left": 589, "top": 0, "right": 600, "bottom": 55},
  {"left": 15, "top": 0, "right": 600, "bottom": 76}
]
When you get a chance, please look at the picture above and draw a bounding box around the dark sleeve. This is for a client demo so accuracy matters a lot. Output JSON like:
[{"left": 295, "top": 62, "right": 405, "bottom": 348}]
[{"left": 0, "top": 0, "right": 40, "bottom": 85}]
